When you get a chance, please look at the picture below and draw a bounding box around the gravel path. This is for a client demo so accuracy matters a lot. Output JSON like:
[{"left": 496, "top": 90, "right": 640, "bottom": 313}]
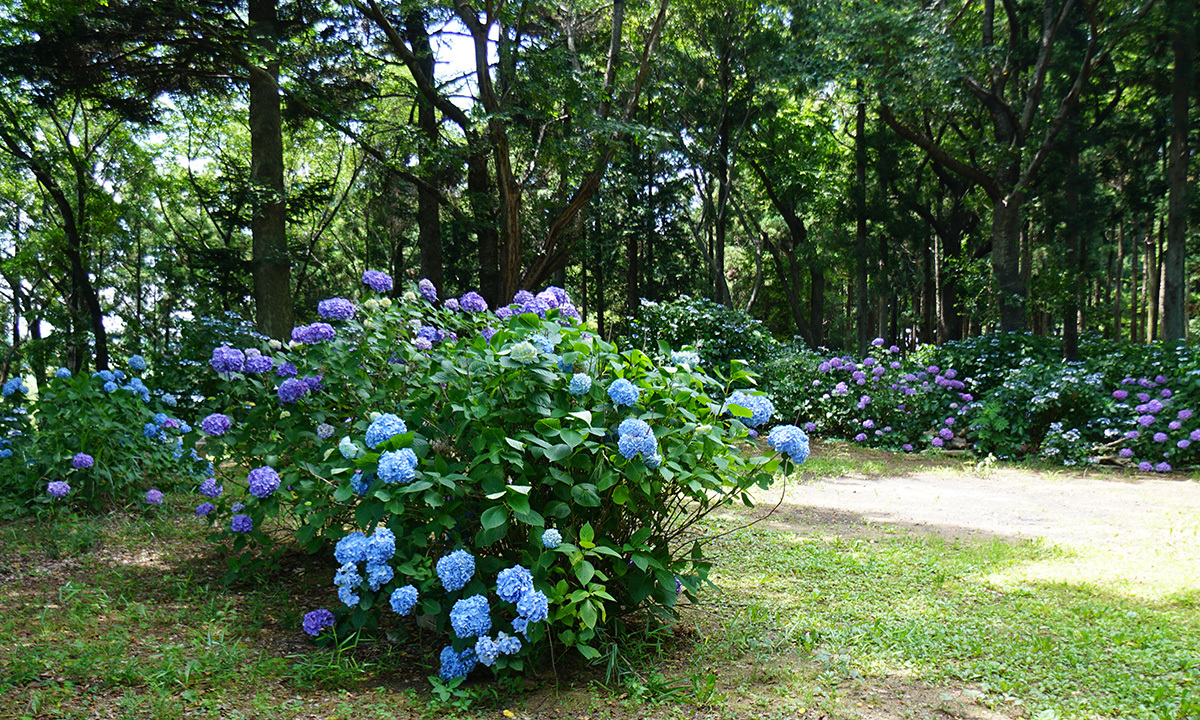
[{"left": 749, "top": 459, "right": 1200, "bottom": 600}]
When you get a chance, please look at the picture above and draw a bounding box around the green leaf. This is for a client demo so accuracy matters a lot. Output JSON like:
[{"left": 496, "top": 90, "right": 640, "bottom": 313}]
[
  {"left": 559, "top": 429, "right": 584, "bottom": 448},
  {"left": 579, "top": 601, "right": 598, "bottom": 629},
  {"left": 579, "top": 522, "right": 595, "bottom": 544},
  {"left": 333, "top": 484, "right": 353, "bottom": 502},
  {"left": 575, "top": 560, "right": 595, "bottom": 585},
  {"left": 611, "top": 485, "right": 630, "bottom": 505},
  {"left": 481, "top": 505, "right": 508, "bottom": 530},
  {"left": 544, "top": 444, "right": 573, "bottom": 463}
]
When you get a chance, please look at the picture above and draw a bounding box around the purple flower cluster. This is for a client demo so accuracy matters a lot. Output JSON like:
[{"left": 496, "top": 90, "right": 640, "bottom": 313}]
[
  {"left": 317, "top": 297, "right": 356, "bottom": 321},
  {"left": 362, "top": 270, "right": 393, "bottom": 293},
  {"left": 302, "top": 609, "right": 335, "bottom": 636},
  {"left": 247, "top": 466, "right": 281, "bottom": 498},
  {"left": 292, "top": 323, "right": 335, "bottom": 344},
  {"left": 211, "top": 346, "right": 245, "bottom": 375},
  {"left": 1110, "top": 375, "right": 1195, "bottom": 473},
  {"left": 418, "top": 278, "right": 437, "bottom": 303},
  {"left": 72, "top": 452, "right": 94, "bottom": 469},
  {"left": 47, "top": 480, "right": 71, "bottom": 499},
  {"left": 278, "top": 378, "right": 309, "bottom": 404},
  {"left": 201, "top": 413, "right": 232, "bottom": 437}
]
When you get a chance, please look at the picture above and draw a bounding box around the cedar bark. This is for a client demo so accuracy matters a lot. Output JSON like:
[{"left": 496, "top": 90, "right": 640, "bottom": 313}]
[{"left": 1163, "top": 0, "right": 1192, "bottom": 340}]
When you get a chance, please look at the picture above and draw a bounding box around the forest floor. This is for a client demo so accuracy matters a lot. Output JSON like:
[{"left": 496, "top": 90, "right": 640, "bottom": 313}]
[{"left": 2, "top": 443, "right": 1198, "bottom": 720}]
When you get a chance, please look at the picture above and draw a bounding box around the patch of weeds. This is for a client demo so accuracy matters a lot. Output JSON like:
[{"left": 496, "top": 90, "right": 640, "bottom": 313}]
[{"left": 288, "top": 632, "right": 374, "bottom": 690}]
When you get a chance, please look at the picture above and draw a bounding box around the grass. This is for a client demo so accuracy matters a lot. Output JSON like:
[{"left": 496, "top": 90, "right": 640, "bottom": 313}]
[{"left": 1, "top": 467, "right": 1198, "bottom": 719}]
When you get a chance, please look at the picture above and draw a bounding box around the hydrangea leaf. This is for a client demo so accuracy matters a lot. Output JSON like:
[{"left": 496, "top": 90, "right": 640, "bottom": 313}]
[{"left": 481, "top": 505, "right": 507, "bottom": 530}]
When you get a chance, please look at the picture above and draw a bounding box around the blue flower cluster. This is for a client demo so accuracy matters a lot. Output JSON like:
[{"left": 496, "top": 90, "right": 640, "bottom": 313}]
[
  {"left": 333, "top": 526, "right": 397, "bottom": 604},
  {"left": 496, "top": 565, "right": 533, "bottom": 604},
  {"left": 390, "top": 585, "right": 418, "bottom": 615},
  {"left": 767, "top": 424, "right": 810, "bottom": 464},
  {"left": 459, "top": 291, "right": 488, "bottom": 313},
  {"left": 608, "top": 378, "right": 639, "bottom": 407},
  {"left": 127, "top": 354, "right": 147, "bottom": 371},
  {"left": 438, "top": 646, "right": 477, "bottom": 680},
  {"left": 418, "top": 278, "right": 438, "bottom": 303},
  {"left": 231, "top": 514, "right": 253, "bottom": 533},
  {"left": 436, "top": 549, "right": 475, "bottom": 591},
  {"left": 617, "top": 418, "right": 660, "bottom": 467},
  {"left": 670, "top": 350, "right": 701, "bottom": 368},
  {"left": 338, "top": 436, "right": 363, "bottom": 459},
  {"left": 724, "top": 391, "right": 774, "bottom": 428},
  {"left": 569, "top": 374, "right": 592, "bottom": 396},
  {"left": 542, "top": 528, "right": 562, "bottom": 548},
  {"left": 277, "top": 378, "right": 309, "bottom": 404},
  {"left": 450, "top": 595, "right": 492, "bottom": 638},
  {"left": 244, "top": 352, "right": 275, "bottom": 373},
  {"left": 247, "top": 466, "right": 280, "bottom": 498},
  {"left": 475, "top": 631, "right": 523, "bottom": 667},
  {"left": 2, "top": 377, "right": 27, "bottom": 396},
  {"left": 201, "top": 413, "right": 232, "bottom": 437},
  {"left": 317, "top": 297, "right": 356, "bottom": 321},
  {"left": 199, "top": 478, "right": 222, "bottom": 497},
  {"left": 378, "top": 448, "right": 418, "bottom": 484},
  {"left": 55, "top": 367, "right": 72, "bottom": 379},
  {"left": 365, "top": 413, "right": 407, "bottom": 449}
]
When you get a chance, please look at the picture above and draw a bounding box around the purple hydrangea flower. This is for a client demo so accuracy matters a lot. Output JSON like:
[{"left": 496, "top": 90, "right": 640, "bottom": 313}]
[
  {"left": 418, "top": 278, "right": 437, "bottom": 303},
  {"left": 855, "top": 433, "right": 868, "bottom": 442},
  {"left": 211, "top": 346, "right": 245, "bottom": 375},
  {"left": 1155, "top": 462, "right": 1172, "bottom": 473},
  {"left": 231, "top": 514, "right": 253, "bottom": 533},
  {"left": 278, "top": 378, "right": 309, "bottom": 404},
  {"left": 317, "top": 298, "right": 356, "bottom": 321},
  {"left": 1180, "top": 410, "right": 1194, "bottom": 421},
  {"left": 362, "top": 270, "right": 393, "bottom": 293},
  {"left": 871, "top": 337, "right": 885, "bottom": 347},
  {"left": 1154, "top": 432, "right": 1168, "bottom": 443},
  {"left": 247, "top": 466, "right": 281, "bottom": 498},
  {"left": 199, "top": 478, "right": 223, "bottom": 498},
  {"left": 460, "top": 291, "right": 488, "bottom": 313},
  {"left": 1137, "top": 461, "right": 1153, "bottom": 471},
  {"left": 72, "top": 452, "right": 94, "bottom": 469},
  {"left": 302, "top": 374, "right": 324, "bottom": 392},
  {"left": 145, "top": 489, "right": 164, "bottom": 505},
  {"left": 47, "top": 481, "right": 71, "bottom": 498},
  {"left": 302, "top": 609, "right": 335, "bottom": 637},
  {"left": 444, "top": 298, "right": 460, "bottom": 312},
  {"left": 902, "top": 443, "right": 913, "bottom": 452},
  {"left": 196, "top": 502, "right": 215, "bottom": 516},
  {"left": 201, "top": 413, "right": 232, "bottom": 437},
  {"left": 931, "top": 437, "right": 945, "bottom": 447},
  {"left": 276, "top": 362, "right": 298, "bottom": 378}
]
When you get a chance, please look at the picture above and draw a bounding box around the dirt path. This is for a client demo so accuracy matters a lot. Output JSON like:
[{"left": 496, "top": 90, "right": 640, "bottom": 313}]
[{"left": 751, "top": 453, "right": 1200, "bottom": 600}]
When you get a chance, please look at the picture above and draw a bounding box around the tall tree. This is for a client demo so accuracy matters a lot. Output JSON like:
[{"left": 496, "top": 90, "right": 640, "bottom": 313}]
[{"left": 1163, "top": 0, "right": 1193, "bottom": 341}]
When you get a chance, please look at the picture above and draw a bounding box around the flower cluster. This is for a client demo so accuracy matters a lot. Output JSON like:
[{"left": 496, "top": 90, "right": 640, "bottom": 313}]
[
  {"left": 292, "top": 323, "right": 336, "bottom": 344},
  {"left": 365, "top": 413, "right": 408, "bottom": 449},
  {"left": 246, "top": 466, "right": 281, "bottom": 498},
  {"left": 302, "top": 609, "right": 335, "bottom": 636},
  {"left": 211, "top": 346, "right": 245, "bottom": 375},
  {"left": 362, "top": 270, "right": 393, "bottom": 293},
  {"left": 317, "top": 298, "right": 356, "bottom": 321},
  {"left": 72, "top": 452, "right": 94, "bottom": 469},
  {"left": 436, "top": 549, "right": 475, "bottom": 591},
  {"left": 767, "top": 425, "right": 810, "bottom": 464},
  {"left": 724, "top": 390, "right": 774, "bottom": 428},
  {"left": 617, "top": 418, "right": 660, "bottom": 467},
  {"left": 607, "top": 378, "right": 639, "bottom": 407}
]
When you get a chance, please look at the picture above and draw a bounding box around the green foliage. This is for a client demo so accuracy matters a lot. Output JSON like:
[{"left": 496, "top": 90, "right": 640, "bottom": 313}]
[
  {"left": 627, "top": 295, "right": 780, "bottom": 371},
  {"left": 193, "top": 283, "right": 791, "bottom": 676}
]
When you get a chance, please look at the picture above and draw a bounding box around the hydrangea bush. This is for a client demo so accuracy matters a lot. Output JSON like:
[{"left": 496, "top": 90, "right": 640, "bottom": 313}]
[
  {"left": 191, "top": 275, "right": 807, "bottom": 681},
  {"left": 0, "top": 359, "right": 206, "bottom": 516}
]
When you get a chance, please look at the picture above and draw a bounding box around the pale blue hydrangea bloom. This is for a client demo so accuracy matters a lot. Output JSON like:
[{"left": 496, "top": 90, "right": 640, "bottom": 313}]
[
  {"left": 516, "top": 589, "right": 549, "bottom": 623},
  {"left": 569, "top": 373, "right": 591, "bottom": 396},
  {"left": 542, "top": 528, "right": 562, "bottom": 549},
  {"left": 475, "top": 636, "right": 500, "bottom": 666},
  {"left": 365, "top": 413, "right": 407, "bottom": 449},
  {"left": 496, "top": 565, "right": 533, "bottom": 604},
  {"left": 607, "top": 378, "right": 639, "bottom": 406},
  {"left": 338, "top": 436, "right": 364, "bottom": 460},
  {"left": 390, "top": 585, "right": 418, "bottom": 615},
  {"left": 450, "top": 595, "right": 492, "bottom": 638},
  {"left": 439, "top": 646, "right": 476, "bottom": 679},
  {"left": 378, "top": 448, "right": 418, "bottom": 484},
  {"left": 335, "top": 532, "right": 368, "bottom": 565},
  {"left": 437, "top": 549, "right": 475, "bottom": 591}
]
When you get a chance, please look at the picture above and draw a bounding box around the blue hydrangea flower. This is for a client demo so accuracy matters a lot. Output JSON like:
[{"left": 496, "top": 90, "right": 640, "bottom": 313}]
[
  {"left": 439, "top": 646, "right": 477, "bottom": 680},
  {"left": 335, "top": 532, "right": 368, "bottom": 565},
  {"left": 365, "top": 413, "right": 408, "bottom": 449},
  {"left": 276, "top": 362, "right": 298, "bottom": 378},
  {"left": 475, "top": 635, "right": 500, "bottom": 666},
  {"left": 644, "top": 453, "right": 663, "bottom": 469},
  {"left": 450, "top": 595, "right": 493, "bottom": 638},
  {"left": 199, "top": 478, "right": 222, "bottom": 498},
  {"left": 390, "top": 585, "right": 418, "bottom": 616},
  {"left": 569, "top": 374, "right": 592, "bottom": 396},
  {"left": 0, "top": 448, "right": 11, "bottom": 459},
  {"left": 337, "top": 585, "right": 360, "bottom": 607},
  {"left": 302, "top": 609, "right": 335, "bottom": 636},
  {"left": 201, "top": 413, "right": 232, "bottom": 437},
  {"left": 338, "top": 436, "right": 364, "bottom": 460},
  {"left": 495, "top": 631, "right": 522, "bottom": 655},
  {"left": 127, "top": 355, "right": 147, "bottom": 371},
  {"left": 510, "top": 341, "right": 538, "bottom": 364},
  {"left": 618, "top": 433, "right": 657, "bottom": 461},
  {"left": 437, "top": 549, "right": 475, "bottom": 591},
  {"left": 47, "top": 481, "right": 71, "bottom": 499},
  {"left": 143, "top": 422, "right": 160, "bottom": 439},
  {"left": 366, "top": 561, "right": 394, "bottom": 591},
  {"left": 512, "top": 617, "right": 529, "bottom": 637},
  {"left": 277, "top": 378, "right": 309, "bottom": 404},
  {"left": 196, "top": 502, "right": 214, "bottom": 516},
  {"left": 334, "top": 561, "right": 362, "bottom": 589},
  {"left": 516, "top": 589, "right": 549, "bottom": 623},
  {"left": 318, "top": 297, "right": 356, "bottom": 321},
  {"left": 55, "top": 367, "right": 72, "bottom": 379},
  {"left": 104, "top": 381, "right": 119, "bottom": 393},
  {"left": 362, "top": 270, "right": 393, "bottom": 293},
  {"left": 95, "top": 370, "right": 115, "bottom": 382},
  {"left": 247, "top": 466, "right": 281, "bottom": 498},
  {"left": 366, "top": 527, "right": 396, "bottom": 564},
  {"left": 724, "top": 391, "right": 774, "bottom": 428},
  {"left": 496, "top": 565, "right": 533, "bottom": 604},
  {"left": 316, "top": 423, "right": 335, "bottom": 440},
  {"left": 350, "top": 471, "right": 373, "bottom": 494},
  {"left": 153, "top": 412, "right": 168, "bottom": 426},
  {"left": 670, "top": 350, "right": 701, "bottom": 368},
  {"left": 378, "top": 448, "right": 418, "bottom": 484},
  {"left": 459, "top": 291, "right": 488, "bottom": 312},
  {"left": 211, "top": 346, "right": 245, "bottom": 375},
  {"left": 73, "top": 452, "right": 94, "bottom": 469},
  {"left": 767, "top": 424, "right": 811, "bottom": 464},
  {"left": 145, "top": 489, "right": 163, "bottom": 505},
  {"left": 542, "top": 528, "right": 562, "bottom": 549},
  {"left": 231, "top": 514, "right": 253, "bottom": 533},
  {"left": 608, "top": 379, "right": 639, "bottom": 407}
]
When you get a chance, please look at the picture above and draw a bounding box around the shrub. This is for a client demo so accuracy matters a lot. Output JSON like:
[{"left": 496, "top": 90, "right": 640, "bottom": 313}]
[
  {"left": 627, "top": 296, "right": 780, "bottom": 371},
  {"left": 189, "top": 277, "right": 805, "bottom": 680},
  {"left": 0, "top": 360, "right": 206, "bottom": 516}
]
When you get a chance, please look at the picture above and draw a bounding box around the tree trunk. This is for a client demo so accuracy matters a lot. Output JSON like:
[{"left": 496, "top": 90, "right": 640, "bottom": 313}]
[
  {"left": 923, "top": 235, "right": 936, "bottom": 344},
  {"left": 1163, "top": 0, "right": 1193, "bottom": 341},
  {"left": 468, "top": 151, "right": 501, "bottom": 307},
  {"left": 855, "top": 88, "right": 870, "bottom": 355},
  {"left": 993, "top": 190, "right": 1026, "bottom": 333},
  {"left": 809, "top": 267, "right": 825, "bottom": 347},
  {"left": 248, "top": 0, "right": 293, "bottom": 340},
  {"left": 1145, "top": 220, "right": 1159, "bottom": 342},
  {"left": 405, "top": 10, "right": 443, "bottom": 292},
  {"left": 1063, "top": 136, "right": 1080, "bottom": 361}
]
